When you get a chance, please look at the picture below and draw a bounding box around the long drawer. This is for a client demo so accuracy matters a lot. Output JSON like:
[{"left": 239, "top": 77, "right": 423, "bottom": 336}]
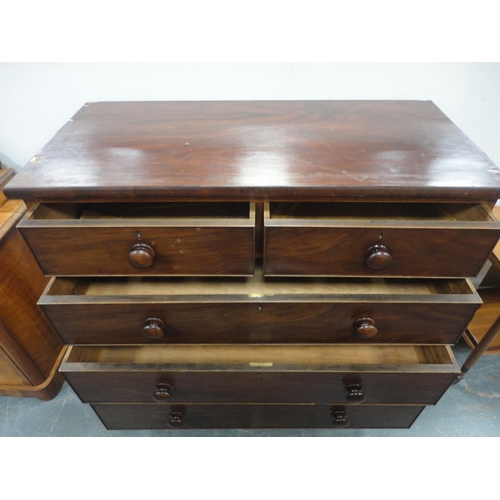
[
  {"left": 61, "top": 344, "right": 459, "bottom": 405},
  {"left": 91, "top": 403, "right": 425, "bottom": 430},
  {"left": 264, "top": 202, "right": 500, "bottom": 277},
  {"left": 40, "top": 270, "right": 481, "bottom": 344},
  {"left": 18, "top": 202, "right": 255, "bottom": 276}
]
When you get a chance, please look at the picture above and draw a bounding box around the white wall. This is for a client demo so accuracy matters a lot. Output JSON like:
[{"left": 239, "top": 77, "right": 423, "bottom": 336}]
[{"left": 1, "top": 62, "right": 500, "bottom": 171}]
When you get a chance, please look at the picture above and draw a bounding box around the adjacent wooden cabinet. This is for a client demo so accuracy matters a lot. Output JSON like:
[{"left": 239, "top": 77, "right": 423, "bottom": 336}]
[
  {"left": 5, "top": 101, "right": 500, "bottom": 428},
  {"left": 0, "top": 166, "right": 65, "bottom": 400}
]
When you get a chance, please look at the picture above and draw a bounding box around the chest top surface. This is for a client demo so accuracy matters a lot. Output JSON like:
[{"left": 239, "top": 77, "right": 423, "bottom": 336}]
[{"left": 5, "top": 100, "right": 500, "bottom": 202}]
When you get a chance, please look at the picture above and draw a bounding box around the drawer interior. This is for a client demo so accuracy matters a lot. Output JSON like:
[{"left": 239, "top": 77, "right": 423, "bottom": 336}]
[
  {"left": 28, "top": 202, "right": 253, "bottom": 221},
  {"left": 62, "top": 344, "right": 457, "bottom": 371},
  {"left": 45, "top": 267, "right": 476, "bottom": 298},
  {"left": 268, "top": 202, "right": 496, "bottom": 223}
]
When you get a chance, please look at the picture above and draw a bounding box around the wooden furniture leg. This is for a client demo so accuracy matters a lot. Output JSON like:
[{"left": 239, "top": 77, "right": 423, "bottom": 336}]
[{"left": 454, "top": 314, "right": 500, "bottom": 383}]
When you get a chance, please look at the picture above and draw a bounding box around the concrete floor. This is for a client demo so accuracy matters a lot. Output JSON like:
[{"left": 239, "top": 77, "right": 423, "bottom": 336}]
[{"left": 0, "top": 340, "right": 498, "bottom": 437}]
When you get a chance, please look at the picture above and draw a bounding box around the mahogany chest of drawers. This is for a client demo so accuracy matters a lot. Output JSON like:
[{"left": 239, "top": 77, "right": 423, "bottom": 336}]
[{"left": 6, "top": 100, "right": 500, "bottom": 429}]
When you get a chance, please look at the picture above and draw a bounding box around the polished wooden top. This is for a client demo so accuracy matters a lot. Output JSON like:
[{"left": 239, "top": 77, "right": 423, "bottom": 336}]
[{"left": 5, "top": 101, "right": 500, "bottom": 202}]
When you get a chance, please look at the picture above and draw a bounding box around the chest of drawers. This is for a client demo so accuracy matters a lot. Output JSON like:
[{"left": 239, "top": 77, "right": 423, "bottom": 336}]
[{"left": 6, "top": 100, "right": 500, "bottom": 430}]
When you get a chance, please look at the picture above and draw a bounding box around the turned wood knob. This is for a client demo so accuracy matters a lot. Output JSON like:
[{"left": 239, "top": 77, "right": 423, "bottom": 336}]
[
  {"left": 168, "top": 412, "right": 185, "bottom": 428},
  {"left": 142, "top": 318, "right": 165, "bottom": 340},
  {"left": 353, "top": 317, "right": 378, "bottom": 339},
  {"left": 153, "top": 383, "right": 174, "bottom": 402},
  {"left": 332, "top": 410, "right": 350, "bottom": 428},
  {"left": 129, "top": 243, "right": 155, "bottom": 269},
  {"left": 344, "top": 383, "right": 366, "bottom": 404},
  {"left": 365, "top": 244, "right": 392, "bottom": 270}
]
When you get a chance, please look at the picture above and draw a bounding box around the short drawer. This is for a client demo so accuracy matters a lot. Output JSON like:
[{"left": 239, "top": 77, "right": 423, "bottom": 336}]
[
  {"left": 18, "top": 202, "right": 255, "bottom": 276},
  {"left": 264, "top": 202, "right": 500, "bottom": 277},
  {"left": 40, "top": 270, "right": 481, "bottom": 345},
  {"left": 91, "top": 403, "right": 425, "bottom": 430},
  {"left": 61, "top": 344, "right": 459, "bottom": 405}
]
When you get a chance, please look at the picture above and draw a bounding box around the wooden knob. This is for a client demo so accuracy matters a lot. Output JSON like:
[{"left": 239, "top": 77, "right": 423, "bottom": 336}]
[
  {"left": 142, "top": 318, "right": 165, "bottom": 340},
  {"left": 365, "top": 244, "right": 392, "bottom": 270},
  {"left": 332, "top": 410, "right": 349, "bottom": 428},
  {"left": 153, "top": 383, "right": 174, "bottom": 402},
  {"left": 344, "top": 383, "right": 366, "bottom": 404},
  {"left": 353, "top": 317, "right": 378, "bottom": 339},
  {"left": 129, "top": 243, "right": 155, "bottom": 269},
  {"left": 168, "top": 412, "right": 185, "bottom": 428}
]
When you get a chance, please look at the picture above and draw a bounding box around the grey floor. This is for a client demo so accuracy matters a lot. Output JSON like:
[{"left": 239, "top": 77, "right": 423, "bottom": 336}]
[{"left": 0, "top": 340, "right": 498, "bottom": 437}]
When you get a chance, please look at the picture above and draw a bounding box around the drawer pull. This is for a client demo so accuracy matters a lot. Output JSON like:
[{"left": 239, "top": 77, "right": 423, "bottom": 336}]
[
  {"left": 129, "top": 243, "right": 155, "bottom": 269},
  {"left": 353, "top": 317, "right": 378, "bottom": 339},
  {"left": 153, "top": 383, "right": 174, "bottom": 402},
  {"left": 142, "top": 318, "right": 166, "bottom": 340},
  {"left": 365, "top": 244, "right": 392, "bottom": 270},
  {"left": 168, "top": 412, "right": 185, "bottom": 428},
  {"left": 331, "top": 410, "right": 350, "bottom": 428},
  {"left": 344, "top": 383, "right": 366, "bottom": 404}
]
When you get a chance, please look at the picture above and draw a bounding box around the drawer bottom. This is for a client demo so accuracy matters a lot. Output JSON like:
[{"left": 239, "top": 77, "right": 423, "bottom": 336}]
[{"left": 91, "top": 403, "right": 424, "bottom": 430}]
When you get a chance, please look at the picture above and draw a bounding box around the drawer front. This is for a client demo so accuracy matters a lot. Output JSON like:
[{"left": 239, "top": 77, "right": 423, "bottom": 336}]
[
  {"left": 40, "top": 276, "right": 480, "bottom": 345},
  {"left": 64, "top": 371, "right": 456, "bottom": 405},
  {"left": 264, "top": 203, "right": 500, "bottom": 277},
  {"left": 91, "top": 403, "right": 425, "bottom": 430},
  {"left": 44, "top": 301, "right": 479, "bottom": 345},
  {"left": 18, "top": 203, "right": 255, "bottom": 276}
]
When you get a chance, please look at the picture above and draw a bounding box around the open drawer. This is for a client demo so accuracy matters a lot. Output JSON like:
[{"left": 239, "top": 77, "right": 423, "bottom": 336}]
[
  {"left": 264, "top": 202, "right": 500, "bottom": 277},
  {"left": 18, "top": 202, "right": 255, "bottom": 276},
  {"left": 61, "top": 344, "right": 459, "bottom": 405},
  {"left": 39, "top": 269, "right": 481, "bottom": 345}
]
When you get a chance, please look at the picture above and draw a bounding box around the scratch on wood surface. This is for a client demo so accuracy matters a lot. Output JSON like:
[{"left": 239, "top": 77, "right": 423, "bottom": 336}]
[{"left": 342, "top": 170, "right": 369, "bottom": 182}]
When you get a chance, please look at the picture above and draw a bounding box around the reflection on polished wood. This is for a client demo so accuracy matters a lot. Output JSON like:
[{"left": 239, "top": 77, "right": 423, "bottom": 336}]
[
  {"left": 6, "top": 102, "right": 500, "bottom": 427},
  {"left": 5, "top": 101, "right": 500, "bottom": 202}
]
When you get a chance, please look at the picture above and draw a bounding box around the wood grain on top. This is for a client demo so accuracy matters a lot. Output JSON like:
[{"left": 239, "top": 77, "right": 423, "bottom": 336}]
[{"left": 5, "top": 100, "right": 500, "bottom": 201}]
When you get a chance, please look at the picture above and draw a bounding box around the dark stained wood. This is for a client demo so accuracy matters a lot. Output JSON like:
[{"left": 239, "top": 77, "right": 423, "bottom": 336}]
[
  {"left": 18, "top": 202, "right": 256, "bottom": 276},
  {"left": 128, "top": 243, "right": 155, "bottom": 269},
  {"left": 352, "top": 318, "right": 378, "bottom": 339},
  {"left": 344, "top": 384, "right": 366, "bottom": 403},
  {"left": 264, "top": 202, "right": 500, "bottom": 277},
  {"left": 91, "top": 403, "right": 425, "bottom": 430},
  {"left": 61, "top": 344, "right": 458, "bottom": 405},
  {"left": 39, "top": 275, "right": 481, "bottom": 345},
  {"left": 265, "top": 227, "right": 500, "bottom": 278},
  {"left": 7, "top": 101, "right": 500, "bottom": 426},
  {"left": 64, "top": 370, "right": 457, "bottom": 406},
  {"left": 152, "top": 383, "right": 174, "bottom": 402},
  {"left": 331, "top": 410, "right": 350, "bottom": 428},
  {"left": 22, "top": 225, "right": 255, "bottom": 276},
  {"left": 365, "top": 245, "right": 392, "bottom": 271},
  {"left": 5, "top": 101, "right": 500, "bottom": 203},
  {"left": 142, "top": 318, "right": 166, "bottom": 340}
]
